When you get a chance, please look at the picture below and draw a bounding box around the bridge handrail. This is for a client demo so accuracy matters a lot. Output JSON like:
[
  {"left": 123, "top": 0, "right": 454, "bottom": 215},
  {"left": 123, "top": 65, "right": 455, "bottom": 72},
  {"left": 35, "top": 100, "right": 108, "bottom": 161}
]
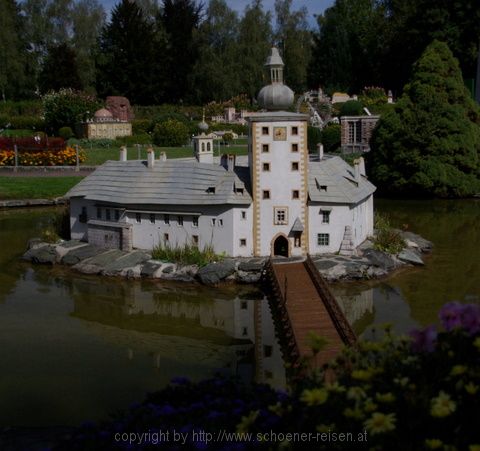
[{"left": 304, "top": 255, "right": 357, "bottom": 346}]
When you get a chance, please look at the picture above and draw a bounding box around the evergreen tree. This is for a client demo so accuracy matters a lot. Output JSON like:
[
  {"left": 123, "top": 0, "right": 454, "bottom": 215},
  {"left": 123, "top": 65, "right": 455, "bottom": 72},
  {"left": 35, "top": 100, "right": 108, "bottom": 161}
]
[
  {"left": 0, "top": 0, "right": 27, "bottom": 100},
  {"left": 191, "top": 0, "right": 240, "bottom": 103},
  {"left": 39, "top": 43, "right": 83, "bottom": 92},
  {"left": 368, "top": 41, "right": 480, "bottom": 198},
  {"left": 236, "top": 0, "right": 272, "bottom": 102},
  {"left": 159, "top": 0, "right": 203, "bottom": 103},
  {"left": 274, "top": 0, "right": 311, "bottom": 94},
  {"left": 96, "top": 0, "right": 159, "bottom": 104}
]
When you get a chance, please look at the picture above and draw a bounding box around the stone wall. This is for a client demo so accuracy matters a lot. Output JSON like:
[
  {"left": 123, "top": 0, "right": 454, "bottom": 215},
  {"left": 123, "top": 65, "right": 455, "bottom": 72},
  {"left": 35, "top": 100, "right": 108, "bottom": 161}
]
[{"left": 87, "top": 220, "right": 132, "bottom": 251}]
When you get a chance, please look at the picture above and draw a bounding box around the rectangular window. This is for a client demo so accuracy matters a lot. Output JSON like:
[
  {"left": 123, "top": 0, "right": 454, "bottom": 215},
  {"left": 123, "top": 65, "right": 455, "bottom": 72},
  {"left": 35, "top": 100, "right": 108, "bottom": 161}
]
[
  {"left": 263, "top": 345, "right": 273, "bottom": 357},
  {"left": 294, "top": 233, "right": 301, "bottom": 247},
  {"left": 135, "top": 212, "right": 140, "bottom": 223},
  {"left": 211, "top": 218, "right": 216, "bottom": 226},
  {"left": 291, "top": 143, "right": 298, "bottom": 152},
  {"left": 218, "top": 219, "right": 223, "bottom": 227},
  {"left": 150, "top": 213, "right": 155, "bottom": 224},
  {"left": 262, "top": 162, "right": 270, "bottom": 171},
  {"left": 291, "top": 162, "right": 299, "bottom": 171},
  {"left": 115, "top": 210, "right": 120, "bottom": 221},
  {"left": 317, "top": 233, "right": 330, "bottom": 246},
  {"left": 292, "top": 190, "right": 299, "bottom": 199},
  {"left": 291, "top": 126, "right": 298, "bottom": 135},
  {"left": 241, "top": 300, "right": 248, "bottom": 310},
  {"left": 241, "top": 210, "right": 246, "bottom": 220},
  {"left": 192, "top": 217, "right": 198, "bottom": 227},
  {"left": 262, "top": 144, "right": 269, "bottom": 153},
  {"left": 240, "top": 238, "right": 247, "bottom": 247},
  {"left": 262, "top": 190, "right": 270, "bottom": 199},
  {"left": 262, "top": 126, "right": 269, "bottom": 135},
  {"left": 79, "top": 206, "right": 87, "bottom": 223},
  {"left": 321, "top": 210, "right": 330, "bottom": 224},
  {"left": 164, "top": 233, "right": 169, "bottom": 242},
  {"left": 164, "top": 214, "right": 170, "bottom": 225},
  {"left": 96, "top": 207, "right": 101, "bottom": 220},
  {"left": 177, "top": 215, "right": 183, "bottom": 226},
  {"left": 192, "top": 235, "right": 199, "bottom": 246},
  {"left": 106, "top": 209, "right": 111, "bottom": 221},
  {"left": 274, "top": 207, "right": 288, "bottom": 225}
]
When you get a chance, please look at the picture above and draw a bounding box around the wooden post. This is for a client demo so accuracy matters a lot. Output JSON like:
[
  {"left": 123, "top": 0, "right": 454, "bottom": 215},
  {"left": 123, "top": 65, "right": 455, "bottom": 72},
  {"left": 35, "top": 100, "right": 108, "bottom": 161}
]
[
  {"left": 14, "top": 144, "right": 18, "bottom": 172},
  {"left": 75, "top": 144, "right": 80, "bottom": 172}
]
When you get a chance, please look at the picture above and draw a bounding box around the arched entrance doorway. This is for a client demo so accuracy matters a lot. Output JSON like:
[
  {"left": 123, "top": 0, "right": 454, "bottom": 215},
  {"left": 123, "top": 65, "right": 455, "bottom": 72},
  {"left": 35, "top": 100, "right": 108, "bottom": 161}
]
[{"left": 272, "top": 235, "right": 289, "bottom": 257}]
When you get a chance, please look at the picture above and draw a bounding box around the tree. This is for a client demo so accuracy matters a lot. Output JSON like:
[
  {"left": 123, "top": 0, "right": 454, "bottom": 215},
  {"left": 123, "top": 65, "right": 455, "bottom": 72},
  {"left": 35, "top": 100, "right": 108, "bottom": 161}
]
[
  {"left": 236, "top": 0, "right": 272, "bottom": 102},
  {"left": 153, "top": 119, "right": 189, "bottom": 146},
  {"left": 71, "top": 0, "right": 105, "bottom": 91},
  {"left": 191, "top": 0, "right": 241, "bottom": 103},
  {"left": 96, "top": 0, "right": 160, "bottom": 104},
  {"left": 0, "top": 0, "right": 27, "bottom": 101},
  {"left": 368, "top": 41, "right": 480, "bottom": 198},
  {"left": 159, "top": 0, "right": 203, "bottom": 103},
  {"left": 274, "top": 0, "right": 311, "bottom": 94},
  {"left": 39, "top": 43, "right": 83, "bottom": 92}
]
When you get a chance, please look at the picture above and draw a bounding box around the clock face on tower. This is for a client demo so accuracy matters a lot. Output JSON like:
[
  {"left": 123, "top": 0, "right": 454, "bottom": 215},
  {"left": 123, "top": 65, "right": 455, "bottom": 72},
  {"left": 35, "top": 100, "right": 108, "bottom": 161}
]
[{"left": 273, "top": 126, "right": 287, "bottom": 141}]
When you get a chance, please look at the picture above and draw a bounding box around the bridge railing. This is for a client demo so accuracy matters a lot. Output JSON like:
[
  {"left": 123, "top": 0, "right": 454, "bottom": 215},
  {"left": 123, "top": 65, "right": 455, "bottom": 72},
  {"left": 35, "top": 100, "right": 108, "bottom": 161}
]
[{"left": 304, "top": 255, "right": 357, "bottom": 347}]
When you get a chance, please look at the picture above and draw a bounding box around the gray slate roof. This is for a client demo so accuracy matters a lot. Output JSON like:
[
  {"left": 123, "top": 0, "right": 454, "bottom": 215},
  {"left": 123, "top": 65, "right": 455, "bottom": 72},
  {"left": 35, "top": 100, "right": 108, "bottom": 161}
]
[
  {"left": 308, "top": 155, "right": 376, "bottom": 204},
  {"left": 65, "top": 160, "right": 252, "bottom": 205}
]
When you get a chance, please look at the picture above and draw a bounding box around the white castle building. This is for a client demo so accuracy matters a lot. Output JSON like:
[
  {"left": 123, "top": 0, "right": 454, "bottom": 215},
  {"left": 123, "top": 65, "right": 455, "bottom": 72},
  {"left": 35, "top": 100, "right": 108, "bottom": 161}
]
[{"left": 66, "top": 48, "right": 375, "bottom": 258}]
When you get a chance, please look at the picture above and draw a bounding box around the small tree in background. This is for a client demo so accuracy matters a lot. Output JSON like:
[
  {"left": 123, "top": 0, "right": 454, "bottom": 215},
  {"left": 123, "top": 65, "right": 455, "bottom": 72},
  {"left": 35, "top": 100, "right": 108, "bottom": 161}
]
[
  {"left": 369, "top": 40, "right": 480, "bottom": 197},
  {"left": 43, "top": 89, "right": 101, "bottom": 134},
  {"left": 339, "top": 100, "right": 364, "bottom": 116},
  {"left": 222, "top": 132, "right": 233, "bottom": 147},
  {"left": 320, "top": 124, "right": 341, "bottom": 153},
  {"left": 153, "top": 119, "right": 189, "bottom": 147}
]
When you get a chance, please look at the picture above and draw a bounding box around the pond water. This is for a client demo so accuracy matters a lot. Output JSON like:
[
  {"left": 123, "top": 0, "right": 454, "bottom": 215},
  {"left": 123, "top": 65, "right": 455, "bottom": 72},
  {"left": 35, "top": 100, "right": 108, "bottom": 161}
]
[{"left": 0, "top": 199, "right": 479, "bottom": 427}]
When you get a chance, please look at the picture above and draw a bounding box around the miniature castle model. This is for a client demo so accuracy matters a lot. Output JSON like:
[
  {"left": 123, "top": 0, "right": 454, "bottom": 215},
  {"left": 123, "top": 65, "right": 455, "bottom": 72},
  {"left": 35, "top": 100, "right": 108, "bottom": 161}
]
[{"left": 66, "top": 48, "right": 375, "bottom": 257}]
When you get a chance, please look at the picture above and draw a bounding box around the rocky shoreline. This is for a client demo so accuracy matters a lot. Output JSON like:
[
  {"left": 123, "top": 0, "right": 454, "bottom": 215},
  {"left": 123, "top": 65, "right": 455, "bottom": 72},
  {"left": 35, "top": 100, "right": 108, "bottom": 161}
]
[{"left": 22, "top": 229, "right": 432, "bottom": 285}]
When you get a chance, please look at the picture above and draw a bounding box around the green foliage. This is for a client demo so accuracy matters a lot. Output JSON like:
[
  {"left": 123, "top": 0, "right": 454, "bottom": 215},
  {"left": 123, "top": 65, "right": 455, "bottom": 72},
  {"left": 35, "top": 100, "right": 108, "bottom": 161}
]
[
  {"left": 153, "top": 119, "right": 190, "bottom": 147},
  {"left": 339, "top": 100, "right": 364, "bottom": 116},
  {"left": 115, "top": 134, "right": 152, "bottom": 146},
  {"left": 58, "top": 126, "right": 74, "bottom": 140},
  {"left": 0, "top": 100, "right": 43, "bottom": 117},
  {"left": 132, "top": 119, "right": 151, "bottom": 135},
  {"left": 320, "top": 124, "right": 341, "bottom": 153},
  {"left": 372, "top": 213, "right": 405, "bottom": 254},
  {"left": 42, "top": 89, "right": 101, "bottom": 133},
  {"left": 359, "top": 86, "right": 387, "bottom": 108},
  {"left": 0, "top": 116, "right": 45, "bottom": 131},
  {"left": 369, "top": 41, "right": 480, "bottom": 198},
  {"left": 307, "top": 125, "right": 322, "bottom": 152},
  {"left": 68, "top": 138, "right": 114, "bottom": 148},
  {"left": 222, "top": 132, "right": 233, "bottom": 143},
  {"left": 151, "top": 241, "right": 221, "bottom": 267}
]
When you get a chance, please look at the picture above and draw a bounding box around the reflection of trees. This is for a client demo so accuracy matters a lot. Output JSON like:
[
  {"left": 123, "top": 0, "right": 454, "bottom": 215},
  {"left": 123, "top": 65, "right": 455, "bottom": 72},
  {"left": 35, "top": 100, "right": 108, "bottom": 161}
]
[{"left": 376, "top": 199, "right": 480, "bottom": 325}]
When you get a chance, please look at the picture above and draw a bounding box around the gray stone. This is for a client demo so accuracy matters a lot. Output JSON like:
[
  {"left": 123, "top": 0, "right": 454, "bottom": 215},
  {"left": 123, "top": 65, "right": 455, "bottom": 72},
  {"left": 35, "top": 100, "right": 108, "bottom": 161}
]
[
  {"left": 344, "top": 262, "right": 368, "bottom": 279},
  {"left": 363, "top": 248, "right": 396, "bottom": 270},
  {"left": 366, "top": 266, "right": 388, "bottom": 278},
  {"left": 314, "top": 260, "right": 337, "bottom": 270},
  {"left": 398, "top": 249, "right": 424, "bottom": 266},
  {"left": 72, "top": 249, "right": 127, "bottom": 275},
  {"left": 237, "top": 259, "right": 266, "bottom": 272},
  {"left": 236, "top": 270, "right": 261, "bottom": 284},
  {"left": 27, "top": 238, "right": 46, "bottom": 250},
  {"left": 102, "top": 251, "right": 151, "bottom": 275},
  {"left": 396, "top": 230, "right": 433, "bottom": 252},
  {"left": 23, "top": 245, "right": 57, "bottom": 264},
  {"left": 62, "top": 245, "right": 104, "bottom": 266},
  {"left": 141, "top": 260, "right": 164, "bottom": 277},
  {"left": 197, "top": 259, "right": 236, "bottom": 285},
  {"left": 358, "top": 239, "right": 374, "bottom": 251},
  {"left": 59, "top": 240, "right": 84, "bottom": 249},
  {"left": 161, "top": 264, "right": 175, "bottom": 274}
]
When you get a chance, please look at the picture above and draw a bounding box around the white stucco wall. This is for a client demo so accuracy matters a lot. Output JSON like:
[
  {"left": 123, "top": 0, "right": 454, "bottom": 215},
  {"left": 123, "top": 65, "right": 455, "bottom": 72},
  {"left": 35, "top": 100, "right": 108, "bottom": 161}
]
[{"left": 70, "top": 198, "right": 97, "bottom": 241}]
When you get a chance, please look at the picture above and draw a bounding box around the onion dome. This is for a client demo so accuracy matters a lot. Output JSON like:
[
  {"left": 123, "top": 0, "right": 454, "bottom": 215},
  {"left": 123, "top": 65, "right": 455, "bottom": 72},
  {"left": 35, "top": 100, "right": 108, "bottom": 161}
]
[
  {"left": 198, "top": 108, "right": 209, "bottom": 132},
  {"left": 94, "top": 108, "right": 113, "bottom": 119},
  {"left": 257, "top": 47, "right": 294, "bottom": 111}
]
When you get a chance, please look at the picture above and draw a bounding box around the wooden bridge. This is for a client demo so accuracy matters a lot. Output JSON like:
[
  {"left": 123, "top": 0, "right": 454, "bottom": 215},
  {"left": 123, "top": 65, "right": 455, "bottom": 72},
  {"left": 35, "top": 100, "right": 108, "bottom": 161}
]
[{"left": 264, "top": 255, "right": 357, "bottom": 369}]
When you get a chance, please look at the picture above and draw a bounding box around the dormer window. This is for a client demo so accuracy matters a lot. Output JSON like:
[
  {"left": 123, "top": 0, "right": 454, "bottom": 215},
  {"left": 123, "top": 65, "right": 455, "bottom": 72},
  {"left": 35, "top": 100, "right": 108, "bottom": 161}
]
[
  {"left": 320, "top": 185, "right": 327, "bottom": 192},
  {"left": 235, "top": 187, "right": 244, "bottom": 195},
  {"left": 206, "top": 186, "right": 215, "bottom": 194}
]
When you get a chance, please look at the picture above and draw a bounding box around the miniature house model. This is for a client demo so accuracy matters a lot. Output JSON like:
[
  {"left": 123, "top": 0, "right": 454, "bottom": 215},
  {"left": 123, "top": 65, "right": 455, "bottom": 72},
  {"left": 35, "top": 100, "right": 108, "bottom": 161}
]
[{"left": 66, "top": 48, "right": 375, "bottom": 257}]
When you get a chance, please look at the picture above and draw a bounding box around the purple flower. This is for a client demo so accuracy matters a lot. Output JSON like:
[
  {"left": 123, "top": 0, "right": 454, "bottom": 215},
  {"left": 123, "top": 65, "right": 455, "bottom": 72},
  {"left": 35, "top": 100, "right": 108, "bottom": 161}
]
[
  {"left": 460, "top": 304, "right": 480, "bottom": 335},
  {"left": 410, "top": 325, "right": 437, "bottom": 352},
  {"left": 439, "top": 302, "right": 464, "bottom": 331}
]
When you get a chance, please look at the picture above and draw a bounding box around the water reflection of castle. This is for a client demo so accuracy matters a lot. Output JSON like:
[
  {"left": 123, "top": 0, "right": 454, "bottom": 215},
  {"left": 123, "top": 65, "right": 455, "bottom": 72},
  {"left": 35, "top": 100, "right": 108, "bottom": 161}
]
[{"left": 68, "top": 278, "right": 286, "bottom": 388}]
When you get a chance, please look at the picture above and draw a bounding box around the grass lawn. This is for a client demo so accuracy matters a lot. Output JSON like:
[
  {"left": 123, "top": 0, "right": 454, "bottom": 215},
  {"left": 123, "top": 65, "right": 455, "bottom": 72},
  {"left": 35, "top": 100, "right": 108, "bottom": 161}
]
[
  {"left": 0, "top": 176, "right": 84, "bottom": 200},
  {"left": 82, "top": 143, "right": 248, "bottom": 166}
]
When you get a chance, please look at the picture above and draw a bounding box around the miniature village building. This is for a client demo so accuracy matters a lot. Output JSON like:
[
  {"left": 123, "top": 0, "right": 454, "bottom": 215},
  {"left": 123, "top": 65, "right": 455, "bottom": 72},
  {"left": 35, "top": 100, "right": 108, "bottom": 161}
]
[{"left": 66, "top": 48, "right": 375, "bottom": 257}]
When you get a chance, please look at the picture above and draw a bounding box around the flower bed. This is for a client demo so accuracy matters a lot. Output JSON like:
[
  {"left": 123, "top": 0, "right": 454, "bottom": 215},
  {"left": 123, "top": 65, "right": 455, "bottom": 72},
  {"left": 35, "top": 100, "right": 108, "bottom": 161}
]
[
  {"left": 0, "top": 146, "right": 86, "bottom": 166},
  {"left": 54, "top": 302, "right": 480, "bottom": 450}
]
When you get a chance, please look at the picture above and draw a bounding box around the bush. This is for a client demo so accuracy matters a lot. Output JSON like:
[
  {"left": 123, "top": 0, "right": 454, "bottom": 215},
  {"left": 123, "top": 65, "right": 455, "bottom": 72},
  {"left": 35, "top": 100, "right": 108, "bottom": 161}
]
[
  {"left": 3, "top": 116, "right": 46, "bottom": 131},
  {"left": 372, "top": 213, "right": 405, "bottom": 254},
  {"left": 57, "top": 302, "right": 480, "bottom": 451},
  {"left": 0, "top": 100, "right": 43, "bottom": 117},
  {"left": 68, "top": 138, "right": 115, "bottom": 148},
  {"left": 43, "top": 88, "right": 102, "bottom": 133},
  {"left": 151, "top": 242, "right": 221, "bottom": 267},
  {"left": 132, "top": 119, "right": 151, "bottom": 135},
  {"left": 153, "top": 119, "right": 189, "bottom": 147},
  {"left": 307, "top": 126, "right": 322, "bottom": 152},
  {"left": 320, "top": 124, "right": 341, "bottom": 153},
  {"left": 58, "top": 126, "right": 74, "bottom": 140},
  {"left": 115, "top": 134, "right": 152, "bottom": 146},
  {"left": 339, "top": 100, "right": 364, "bottom": 116}
]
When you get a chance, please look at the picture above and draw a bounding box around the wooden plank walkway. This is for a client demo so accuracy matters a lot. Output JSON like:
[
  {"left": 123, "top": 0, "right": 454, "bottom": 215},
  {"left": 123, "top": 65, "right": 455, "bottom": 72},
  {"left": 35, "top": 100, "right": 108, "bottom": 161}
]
[{"left": 267, "top": 256, "right": 356, "bottom": 368}]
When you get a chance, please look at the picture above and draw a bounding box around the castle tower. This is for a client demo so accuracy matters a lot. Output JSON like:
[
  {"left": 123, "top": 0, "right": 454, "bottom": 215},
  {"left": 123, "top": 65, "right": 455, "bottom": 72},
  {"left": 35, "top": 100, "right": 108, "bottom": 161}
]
[
  {"left": 193, "top": 109, "right": 214, "bottom": 164},
  {"left": 249, "top": 47, "right": 309, "bottom": 257}
]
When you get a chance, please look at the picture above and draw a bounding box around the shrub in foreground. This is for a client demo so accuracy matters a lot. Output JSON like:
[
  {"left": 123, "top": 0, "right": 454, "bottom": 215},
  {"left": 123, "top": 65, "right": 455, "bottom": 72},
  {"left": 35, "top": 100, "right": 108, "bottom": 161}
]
[
  {"left": 152, "top": 242, "right": 221, "bottom": 267},
  {"left": 55, "top": 302, "right": 480, "bottom": 450}
]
